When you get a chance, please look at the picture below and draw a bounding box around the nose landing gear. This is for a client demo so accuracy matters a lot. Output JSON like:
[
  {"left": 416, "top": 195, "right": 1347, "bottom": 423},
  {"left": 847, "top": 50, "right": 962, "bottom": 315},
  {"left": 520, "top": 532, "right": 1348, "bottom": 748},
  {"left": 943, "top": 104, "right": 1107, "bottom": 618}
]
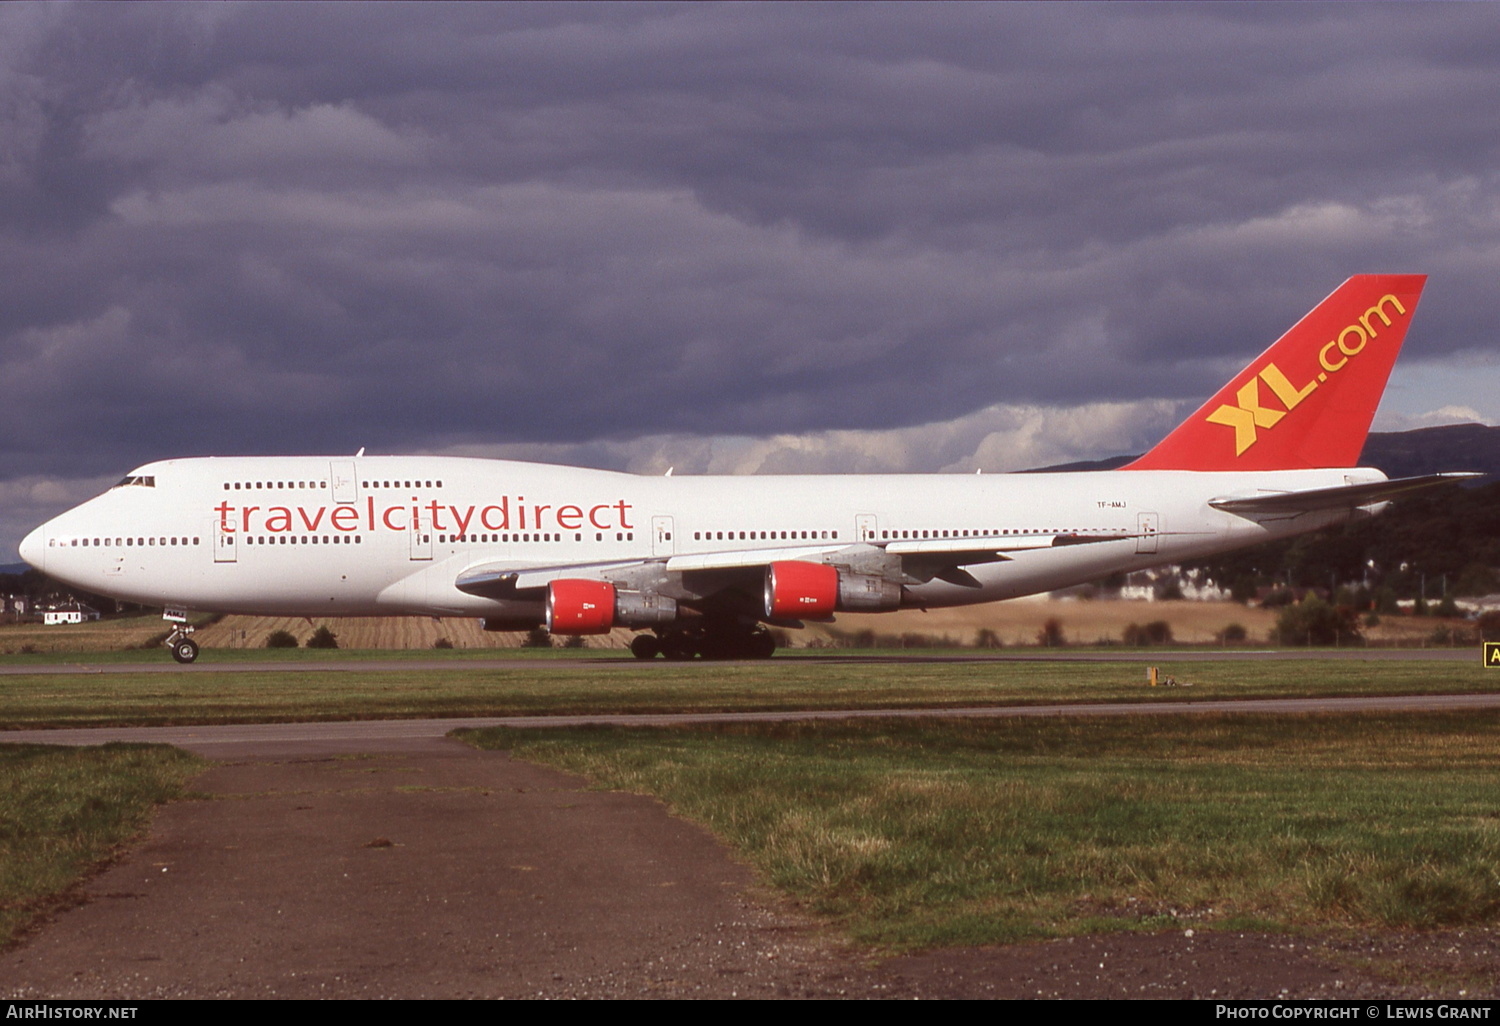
[
  {"left": 169, "top": 634, "right": 200, "bottom": 664},
  {"left": 161, "top": 608, "right": 199, "bottom": 663}
]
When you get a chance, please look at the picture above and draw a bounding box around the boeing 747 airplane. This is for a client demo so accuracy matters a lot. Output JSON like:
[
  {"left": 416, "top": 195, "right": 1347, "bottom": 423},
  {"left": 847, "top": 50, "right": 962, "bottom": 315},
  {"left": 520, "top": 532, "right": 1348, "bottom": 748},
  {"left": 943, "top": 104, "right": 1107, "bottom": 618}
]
[{"left": 19, "top": 274, "right": 1468, "bottom": 662}]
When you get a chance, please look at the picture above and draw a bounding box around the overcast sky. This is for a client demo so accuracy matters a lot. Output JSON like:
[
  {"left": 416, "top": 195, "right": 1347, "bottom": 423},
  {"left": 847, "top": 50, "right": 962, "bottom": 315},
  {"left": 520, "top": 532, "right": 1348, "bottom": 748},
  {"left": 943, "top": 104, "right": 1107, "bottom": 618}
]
[{"left": 4, "top": 2, "right": 1500, "bottom": 556}]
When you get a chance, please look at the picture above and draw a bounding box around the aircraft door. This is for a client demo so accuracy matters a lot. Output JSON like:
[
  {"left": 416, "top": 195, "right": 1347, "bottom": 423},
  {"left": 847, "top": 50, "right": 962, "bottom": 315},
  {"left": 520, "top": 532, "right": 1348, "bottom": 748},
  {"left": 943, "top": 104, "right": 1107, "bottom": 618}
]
[
  {"left": 215, "top": 518, "right": 237, "bottom": 563},
  {"left": 330, "top": 461, "right": 359, "bottom": 505},
  {"left": 856, "top": 514, "right": 879, "bottom": 543},
  {"left": 409, "top": 509, "right": 432, "bottom": 561},
  {"left": 652, "top": 516, "right": 675, "bottom": 557},
  {"left": 1136, "top": 512, "right": 1160, "bottom": 554}
]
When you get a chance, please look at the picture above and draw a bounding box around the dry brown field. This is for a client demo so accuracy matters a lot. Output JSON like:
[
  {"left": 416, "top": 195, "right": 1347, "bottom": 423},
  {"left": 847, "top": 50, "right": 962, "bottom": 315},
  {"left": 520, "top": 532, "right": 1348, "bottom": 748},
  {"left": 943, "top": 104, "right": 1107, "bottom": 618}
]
[
  {"left": 188, "top": 614, "right": 627, "bottom": 650},
  {"left": 804, "top": 597, "right": 1274, "bottom": 647},
  {"left": 0, "top": 598, "right": 1473, "bottom": 653},
  {"left": 0, "top": 614, "right": 169, "bottom": 654},
  {"left": 801, "top": 597, "right": 1463, "bottom": 648}
]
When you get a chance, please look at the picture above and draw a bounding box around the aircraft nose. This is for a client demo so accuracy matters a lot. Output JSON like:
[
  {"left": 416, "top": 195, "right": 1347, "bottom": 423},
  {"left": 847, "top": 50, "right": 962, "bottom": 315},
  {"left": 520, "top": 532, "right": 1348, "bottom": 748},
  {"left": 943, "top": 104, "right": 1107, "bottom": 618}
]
[{"left": 18, "top": 524, "right": 45, "bottom": 571}]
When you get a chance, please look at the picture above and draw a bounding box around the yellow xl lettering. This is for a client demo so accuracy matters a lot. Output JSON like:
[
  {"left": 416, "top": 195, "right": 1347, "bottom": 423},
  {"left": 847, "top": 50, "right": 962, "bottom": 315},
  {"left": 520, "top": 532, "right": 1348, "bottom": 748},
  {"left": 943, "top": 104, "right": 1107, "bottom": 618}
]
[
  {"left": 1206, "top": 377, "right": 1285, "bottom": 456},
  {"left": 1359, "top": 294, "right": 1407, "bottom": 337},
  {"left": 1258, "top": 362, "right": 1317, "bottom": 411}
]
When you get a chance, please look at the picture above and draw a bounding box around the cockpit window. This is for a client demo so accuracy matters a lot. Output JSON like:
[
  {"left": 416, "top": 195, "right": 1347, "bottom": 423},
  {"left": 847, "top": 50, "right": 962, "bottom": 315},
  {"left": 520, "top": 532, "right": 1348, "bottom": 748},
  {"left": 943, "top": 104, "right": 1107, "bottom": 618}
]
[{"left": 111, "top": 475, "right": 156, "bottom": 488}]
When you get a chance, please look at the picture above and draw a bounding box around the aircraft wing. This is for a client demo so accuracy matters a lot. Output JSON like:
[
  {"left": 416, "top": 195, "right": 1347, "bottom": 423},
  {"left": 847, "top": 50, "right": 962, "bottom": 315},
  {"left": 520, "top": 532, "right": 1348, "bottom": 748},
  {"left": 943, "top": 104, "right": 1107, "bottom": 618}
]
[
  {"left": 1209, "top": 473, "right": 1481, "bottom": 517},
  {"left": 455, "top": 558, "right": 646, "bottom": 598},
  {"left": 664, "top": 544, "right": 848, "bottom": 572},
  {"left": 453, "top": 530, "right": 1134, "bottom": 600}
]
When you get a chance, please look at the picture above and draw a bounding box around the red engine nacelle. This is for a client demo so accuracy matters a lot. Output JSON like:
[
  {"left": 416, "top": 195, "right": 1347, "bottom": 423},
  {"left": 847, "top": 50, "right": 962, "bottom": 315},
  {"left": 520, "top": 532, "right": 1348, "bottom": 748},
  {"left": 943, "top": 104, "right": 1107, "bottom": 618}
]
[
  {"left": 764, "top": 561, "right": 839, "bottom": 620},
  {"left": 546, "top": 579, "right": 616, "bottom": 635}
]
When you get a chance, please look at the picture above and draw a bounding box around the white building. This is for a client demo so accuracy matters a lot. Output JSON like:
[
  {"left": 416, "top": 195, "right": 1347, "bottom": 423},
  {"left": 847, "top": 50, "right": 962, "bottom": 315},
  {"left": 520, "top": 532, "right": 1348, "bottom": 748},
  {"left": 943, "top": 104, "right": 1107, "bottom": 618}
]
[{"left": 43, "top": 603, "right": 100, "bottom": 625}]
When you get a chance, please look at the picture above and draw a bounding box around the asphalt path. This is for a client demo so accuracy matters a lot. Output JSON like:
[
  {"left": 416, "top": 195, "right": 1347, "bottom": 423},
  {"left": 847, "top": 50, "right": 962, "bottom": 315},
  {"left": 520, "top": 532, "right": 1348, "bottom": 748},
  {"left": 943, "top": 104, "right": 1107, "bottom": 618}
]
[{"left": 6, "top": 690, "right": 1500, "bottom": 998}]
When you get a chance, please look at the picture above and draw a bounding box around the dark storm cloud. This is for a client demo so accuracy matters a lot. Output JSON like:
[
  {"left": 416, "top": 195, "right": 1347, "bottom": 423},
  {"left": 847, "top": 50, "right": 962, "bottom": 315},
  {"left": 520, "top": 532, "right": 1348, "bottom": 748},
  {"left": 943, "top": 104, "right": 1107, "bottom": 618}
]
[{"left": 3, "top": 1, "right": 1500, "bottom": 492}]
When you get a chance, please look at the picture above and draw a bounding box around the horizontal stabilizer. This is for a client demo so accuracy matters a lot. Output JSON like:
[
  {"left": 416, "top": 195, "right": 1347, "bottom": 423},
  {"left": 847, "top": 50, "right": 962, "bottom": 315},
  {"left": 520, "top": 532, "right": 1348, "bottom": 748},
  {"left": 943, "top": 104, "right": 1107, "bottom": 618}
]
[{"left": 1209, "top": 473, "right": 1480, "bottom": 516}]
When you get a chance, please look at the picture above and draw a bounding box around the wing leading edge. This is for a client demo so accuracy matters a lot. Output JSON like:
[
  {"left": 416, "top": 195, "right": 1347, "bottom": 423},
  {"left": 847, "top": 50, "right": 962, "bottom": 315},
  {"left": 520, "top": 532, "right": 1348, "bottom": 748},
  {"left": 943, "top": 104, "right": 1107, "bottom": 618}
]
[{"left": 452, "top": 529, "right": 1137, "bottom": 599}]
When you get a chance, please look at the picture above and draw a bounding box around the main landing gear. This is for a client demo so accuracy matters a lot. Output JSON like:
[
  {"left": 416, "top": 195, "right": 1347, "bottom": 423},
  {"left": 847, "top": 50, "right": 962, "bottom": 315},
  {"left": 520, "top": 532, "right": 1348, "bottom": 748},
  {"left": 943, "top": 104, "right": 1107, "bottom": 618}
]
[{"left": 630, "top": 624, "right": 777, "bottom": 661}]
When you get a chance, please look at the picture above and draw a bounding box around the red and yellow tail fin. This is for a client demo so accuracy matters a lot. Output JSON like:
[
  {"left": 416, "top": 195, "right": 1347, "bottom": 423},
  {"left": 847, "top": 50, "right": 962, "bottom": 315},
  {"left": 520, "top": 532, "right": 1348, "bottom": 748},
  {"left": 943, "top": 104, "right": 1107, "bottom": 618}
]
[{"left": 1124, "top": 275, "right": 1427, "bottom": 471}]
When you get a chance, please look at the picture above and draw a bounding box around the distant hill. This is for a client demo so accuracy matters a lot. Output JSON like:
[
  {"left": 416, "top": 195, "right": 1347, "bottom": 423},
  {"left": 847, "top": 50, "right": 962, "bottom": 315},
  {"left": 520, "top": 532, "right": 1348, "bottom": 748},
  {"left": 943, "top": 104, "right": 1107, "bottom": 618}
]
[
  {"left": 1026, "top": 423, "right": 1499, "bottom": 479},
  {"left": 0, "top": 563, "right": 28, "bottom": 577},
  {"left": 1358, "top": 423, "right": 1500, "bottom": 479}
]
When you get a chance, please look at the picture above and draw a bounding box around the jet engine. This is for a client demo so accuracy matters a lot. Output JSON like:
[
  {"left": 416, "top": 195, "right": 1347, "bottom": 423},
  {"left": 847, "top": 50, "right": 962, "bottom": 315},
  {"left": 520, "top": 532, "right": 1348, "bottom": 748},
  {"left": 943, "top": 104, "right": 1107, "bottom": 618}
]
[
  {"left": 480, "top": 599, "right": 547, "bottom": 632},
  {"left": 763, "top": 561, "right": 901, "bottom": 619},
  {"left": 545, "top": 579, "right": 678, "bottom": 635}
]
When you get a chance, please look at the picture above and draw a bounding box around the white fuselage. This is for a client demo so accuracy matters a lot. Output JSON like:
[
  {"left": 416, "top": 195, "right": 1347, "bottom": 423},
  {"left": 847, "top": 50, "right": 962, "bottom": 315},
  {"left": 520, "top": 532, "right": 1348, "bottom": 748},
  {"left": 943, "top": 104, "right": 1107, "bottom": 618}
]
[{"left": 20, "top": 455, "right": 1381, "bottom": 619}]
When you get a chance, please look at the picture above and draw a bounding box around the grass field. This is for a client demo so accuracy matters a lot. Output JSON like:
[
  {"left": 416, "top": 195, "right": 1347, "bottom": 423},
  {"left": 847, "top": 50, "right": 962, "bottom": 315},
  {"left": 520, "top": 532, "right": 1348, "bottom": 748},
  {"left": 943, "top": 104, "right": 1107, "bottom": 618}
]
[
  {"left": 464, "top": 711, "right": 1500, "bottom": 950},
  {"left": 0, "top": 743, "right": 205, "bottom": 949},
  {"left": 0, "top": 646, "right": 1495, "bottom": 973},
  {"left": 0, "top": 656, "right": 1492, "bottom": 729}
]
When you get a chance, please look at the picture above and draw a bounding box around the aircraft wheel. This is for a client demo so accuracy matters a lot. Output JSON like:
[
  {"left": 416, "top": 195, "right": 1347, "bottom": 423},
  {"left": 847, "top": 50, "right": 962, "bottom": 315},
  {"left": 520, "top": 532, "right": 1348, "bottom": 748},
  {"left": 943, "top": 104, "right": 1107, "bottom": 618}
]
[
  {"left": 171, "top": 638, "right": 200, "bottom": 664},
  {"left": 630, "top": 634, "right": 660, "bottom": 660},
  {"left": 661, "top": 633, "right": 697, "bottom": 661},
  {"left": 748, "top": 628, "right": 776, "bottom": 659},
  {"left": 701, "top": 629, "right": 768, "bottom": 660},
  {"left": 698, "top": 634, "right": 730, "bottom": 660}
]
